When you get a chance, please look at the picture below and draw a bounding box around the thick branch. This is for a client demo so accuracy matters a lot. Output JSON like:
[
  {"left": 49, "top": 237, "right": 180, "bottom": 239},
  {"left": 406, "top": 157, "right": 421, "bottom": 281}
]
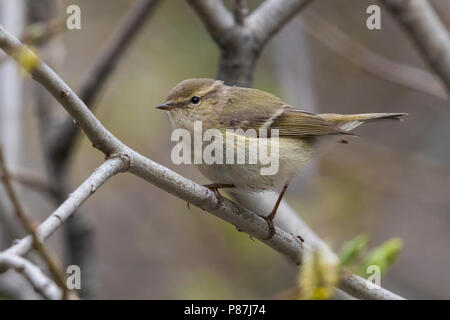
[
  {"left": 187, "top": 0, "right": 234, "bottom": 44},
  {"left": 248, "top": 0, "right": 313, "bottom": 46},
  {"left": 298, "top": 11, "right": 448, "bottom": 100},
  {"left": 380, "top": 0, "right": 450, "bottom": 92}
]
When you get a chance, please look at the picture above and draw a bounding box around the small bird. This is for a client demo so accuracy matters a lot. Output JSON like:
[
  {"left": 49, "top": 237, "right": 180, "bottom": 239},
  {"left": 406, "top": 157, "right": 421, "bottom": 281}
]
[{"left": 157, "top": 78, "right": 406, "bottom": 239}]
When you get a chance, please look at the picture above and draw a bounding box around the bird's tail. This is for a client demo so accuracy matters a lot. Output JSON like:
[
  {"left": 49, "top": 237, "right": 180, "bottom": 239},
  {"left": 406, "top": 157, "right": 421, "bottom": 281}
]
[{"left": 317, "top": 113, "right": 407, "bottom": 132}]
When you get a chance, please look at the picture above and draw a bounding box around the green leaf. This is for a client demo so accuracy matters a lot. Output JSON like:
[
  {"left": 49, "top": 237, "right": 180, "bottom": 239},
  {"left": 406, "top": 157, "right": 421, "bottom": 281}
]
[
  {"left": 339, "top": 234, "right": 369, "bottom": 267},
  {"left": 358, "top": 238, "right": 403, "bottom": 276}
]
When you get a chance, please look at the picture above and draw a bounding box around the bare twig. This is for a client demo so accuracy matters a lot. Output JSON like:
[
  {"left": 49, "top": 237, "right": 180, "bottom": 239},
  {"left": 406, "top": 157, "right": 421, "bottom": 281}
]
[
  {"left": 4, "top": 157, "right": 128, "bottom": 258},
  {"left": 20, "top": 19, "right": 63, "bottom": 45},
  {"left": 380, "top": 0, "right": 450, "bottom": 93},
  {"left": 248, "top": 0, "right": 314, "bottom": 46},
  {"left": 297, "top": 11, "right": 448, "bottom": 100},
  {"left": 0, "top": 25, "right": 404, "bottom": 300},
  {"left": 0, "top": 145, "right": 69, "bottom": 299},
  {"left": 0, "top": 19, "right": 63, "bottom": 65},
  {"left": 0, "top": 253, "right": 61, "bottom": 300},
  {"left": 1, "top": 166, "right": 52, "bottom": 195}
]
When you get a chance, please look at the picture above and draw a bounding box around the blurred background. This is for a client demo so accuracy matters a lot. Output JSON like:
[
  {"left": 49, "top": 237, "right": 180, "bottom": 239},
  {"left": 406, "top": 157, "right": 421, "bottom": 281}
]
[{"left": 0, "top": 0, "right": 449, "bottom": 299}]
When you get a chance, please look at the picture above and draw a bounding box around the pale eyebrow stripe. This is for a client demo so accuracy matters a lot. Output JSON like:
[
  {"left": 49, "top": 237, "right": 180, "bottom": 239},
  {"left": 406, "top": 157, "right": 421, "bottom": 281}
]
[{"left": 174, "top": 83, "right": 219, "bottom": 104}]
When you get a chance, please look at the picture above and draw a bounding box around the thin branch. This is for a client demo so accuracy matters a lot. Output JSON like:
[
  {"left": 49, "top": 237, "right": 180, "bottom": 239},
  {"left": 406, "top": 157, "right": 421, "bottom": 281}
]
[
  {"left": 20, "top": 19, "right": 63, "bottom": 46},
  {"left": 0, "top": 24, "right": 404, "bottom": 300},
  {"left": 0, "top": 19, "right": 63, "bottom": 65},
  {"left": 187, "top": 0, "right": 234, "bottom": 44},
  {"left": 339, "top": 270, "right": 397, "bottom": 300},
  {"left": 0, "top": 253, "right": 62, "bottom": 300},
  {"left": 0, "top": 145, "right": 69, "bottom": 299},
  {"left": 297, "top": 11, "right": 448, "bottom": 100},
  {"left": 1, "top": 166, "right": 53, "bottom": 195},
  {"left": 248, "top": 0, "right": 313, "bottom": 46},
  {"left": 4, "top": 157, "right": 128, "bottom": 258},
  {"left": 380, "top": 0, "right": 450, "bottom": 92}
]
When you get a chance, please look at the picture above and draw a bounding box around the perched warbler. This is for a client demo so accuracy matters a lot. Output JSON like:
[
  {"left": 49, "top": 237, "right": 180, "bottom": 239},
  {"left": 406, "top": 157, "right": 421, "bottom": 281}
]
[{"left": 157, "top": 78, "right": 406, "bottom": 239}]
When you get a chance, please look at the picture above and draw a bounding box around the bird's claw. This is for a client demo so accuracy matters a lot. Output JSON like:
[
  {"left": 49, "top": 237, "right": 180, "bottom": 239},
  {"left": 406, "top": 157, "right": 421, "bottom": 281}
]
[
  {"left": 203, "top": 183, "right": 235, "bottom": 207},
  {"left": 258, "top": 214, "right": 276, "bottom": 240},
  {"left": 204, "top": 184, "right": 225, "bottom": 207}
]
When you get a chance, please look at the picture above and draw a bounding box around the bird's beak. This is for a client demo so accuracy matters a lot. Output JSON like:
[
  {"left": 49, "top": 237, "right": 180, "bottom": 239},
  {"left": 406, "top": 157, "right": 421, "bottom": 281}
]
[{"left": 156, "top": 102, "right": 175, "bottom": 110}]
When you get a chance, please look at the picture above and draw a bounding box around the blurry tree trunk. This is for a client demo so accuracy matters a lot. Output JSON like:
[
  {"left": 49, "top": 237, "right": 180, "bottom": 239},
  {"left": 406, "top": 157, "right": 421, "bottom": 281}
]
[
  {"left": 0, "top": 0, "right": 24, "bottom": 258},
  {"left": 0, "top": 0, "right": 24, "bottom": 165}
]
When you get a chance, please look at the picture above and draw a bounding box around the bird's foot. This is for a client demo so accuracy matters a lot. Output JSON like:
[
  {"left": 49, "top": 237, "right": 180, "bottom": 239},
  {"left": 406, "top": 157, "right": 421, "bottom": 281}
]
[
  {"left": 258, "top": 214, "right": 276, "bottom": 240},
  {"left": 203, "top": 183, "right": 235, "bottom": 206}
]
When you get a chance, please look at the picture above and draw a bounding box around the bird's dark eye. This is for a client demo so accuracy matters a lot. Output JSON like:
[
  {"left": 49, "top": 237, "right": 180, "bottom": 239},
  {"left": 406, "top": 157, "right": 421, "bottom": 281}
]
[{"left": 191, "top": 96, "right": 200, "bottom": 104}]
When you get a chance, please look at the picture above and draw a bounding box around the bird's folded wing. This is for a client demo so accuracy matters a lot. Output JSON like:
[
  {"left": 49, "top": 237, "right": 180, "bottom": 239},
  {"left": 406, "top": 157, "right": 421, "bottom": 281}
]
[
  {"left": 222, "top": 104, "right": 349, "bottom": 138},
  {"left": 269, "top": 107, "right": 351, "bottom": 137}
]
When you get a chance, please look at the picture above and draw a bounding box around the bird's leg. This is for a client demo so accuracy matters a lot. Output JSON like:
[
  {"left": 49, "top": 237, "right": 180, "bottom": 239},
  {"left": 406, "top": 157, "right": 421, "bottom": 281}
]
[
  {"left": 203, "top": 183, "right": 235, "bottom": 204},
  {"left": 258, "top": 183, "right": 289, "bottom": 240}
]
